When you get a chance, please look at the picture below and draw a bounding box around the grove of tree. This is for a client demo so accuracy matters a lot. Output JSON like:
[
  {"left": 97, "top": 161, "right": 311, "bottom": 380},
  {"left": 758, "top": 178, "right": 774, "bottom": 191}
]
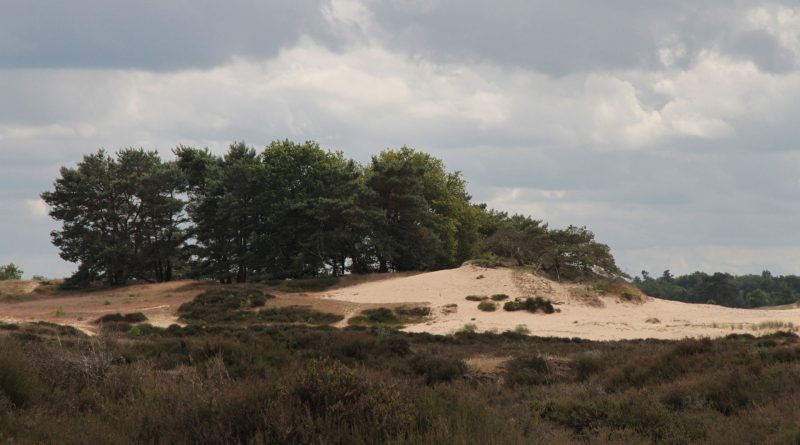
[
  {"left": 42, "top": 141, "right": 625, "bottom": 286},
  {"left": 635, "top": 269, "right": 800, "bottom": 308}
]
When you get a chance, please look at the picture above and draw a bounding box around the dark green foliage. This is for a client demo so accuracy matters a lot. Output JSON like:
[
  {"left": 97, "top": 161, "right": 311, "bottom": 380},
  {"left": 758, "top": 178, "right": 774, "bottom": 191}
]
[
  {"left": 366, "top": 147, "right": 482, "bottom": 272},
  {"left": 46, "top": 141, "right": 625, "bottom": 287},
  {"left": 267, "top": 276, "right": 340, "bottom": 292},
  {"left": 0, "top": 263, "right": 23, "bottom": 280},
  {"left": 636, "top": 269, "right": 800, "bottom": 308},
  {"left": 491, "top": 293, "right": 509, "bottom": 301},
  {"left": 348, "top": 306, "right": 430, "bottom": 327},
  {"left": 481, "top": 212, "right": 625, "bottom": 281},
  {"left": 394, "top": 306, "right": 431, "bottom": 317},
  {"left": 178, "top": 288, "right": 273, "bottom": 323},
  {"left": 348, "top": 307, "right": 401, "bottom": 326},
  {"left": 94, "top": 312, "right": 149, "bottom": 324},
  {"left": 465, "top": 295, "right": 485, "bottom": 301},
  {"left": 257, "top": 307, "right": 344, "bottom": 325},
  {"left": 503, "top": 297, "right": 555, "bottom": 314},
  {"left": 477, "top": 301, "right": 497, "bottom": 312},
  {"left": 409, "top": 352, "right": 467, "bottom": 384},
  {"left": 41, "top": 149, "right": 185, "bottom": 285}
]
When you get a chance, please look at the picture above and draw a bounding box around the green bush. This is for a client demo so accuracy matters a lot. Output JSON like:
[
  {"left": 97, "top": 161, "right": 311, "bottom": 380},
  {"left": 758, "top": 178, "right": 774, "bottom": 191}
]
[
  {"left": 94, "top": 312, "right": 149, "bottom": 324},
  {"left": 178, "top": 288, "right": 274, "bottom": 323},
  {"left": 409, "top": 352, "right": 467, "bottom": 384},
  {"left": 490, "top": 294, "right": 509, "bottom": 301},
  {"left": 258, "top": 306, "right": 343, "bottom": 325},
  {"left": 512, "top": 324, "right": 530, "bottom": 335},
  {"left": 348, "top": 307, "right": 401, "bottom": 326},
  {"left": 465, "top": 295, "right": 486, "bottom": 302},
  {"left": 394, "top": 306, "right": 431, "bottom": 318},
  {"left": 477, "top": 301, "right": 497, "bottom": 312},
  {"left": 268, "top": 276, "right": 340, "bottom": 292},
  {"left": 503, "top": 297, "right": 555, "bottom": 314}
]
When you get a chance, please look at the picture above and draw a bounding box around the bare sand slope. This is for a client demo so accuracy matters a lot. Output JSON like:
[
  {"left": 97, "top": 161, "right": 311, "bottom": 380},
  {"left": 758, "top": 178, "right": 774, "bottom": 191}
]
[{"left": 319, "top": 265, "right": 800, "bottom": 340}]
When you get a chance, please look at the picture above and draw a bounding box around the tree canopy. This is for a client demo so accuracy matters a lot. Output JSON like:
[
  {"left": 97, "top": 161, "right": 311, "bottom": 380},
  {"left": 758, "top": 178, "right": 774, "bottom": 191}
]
[
  {"left": 0, "top": 263, "right": 23, "bottom": 280},
  {"left": 42, "top": 141, "right": 625, "bottom": 286},
  {"left": 635, "top": 269, "right": 800, "bottom": 308}
]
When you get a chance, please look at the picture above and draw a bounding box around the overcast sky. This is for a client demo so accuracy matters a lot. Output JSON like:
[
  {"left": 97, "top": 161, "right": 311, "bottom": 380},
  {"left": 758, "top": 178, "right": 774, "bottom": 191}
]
[{"left": 2, "top": 0, "right": 799, "bottom": 279}]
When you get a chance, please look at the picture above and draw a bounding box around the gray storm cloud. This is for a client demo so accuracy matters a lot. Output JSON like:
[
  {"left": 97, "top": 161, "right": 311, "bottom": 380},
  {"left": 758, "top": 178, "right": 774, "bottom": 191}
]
[{"left": 1, "top": 0, "right": 799, "bottom": 278}]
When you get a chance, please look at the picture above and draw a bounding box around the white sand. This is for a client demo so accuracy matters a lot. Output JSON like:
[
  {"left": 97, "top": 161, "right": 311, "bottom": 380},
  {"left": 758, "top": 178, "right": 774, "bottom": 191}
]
[{"left": 320, "top": 265, "right": 800, "bottom": 340}]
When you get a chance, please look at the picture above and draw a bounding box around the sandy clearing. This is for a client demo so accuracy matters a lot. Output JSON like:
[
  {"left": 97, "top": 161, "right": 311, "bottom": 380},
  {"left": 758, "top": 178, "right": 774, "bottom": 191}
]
[
  {"left": 4, "top": 266, "right": 800, "bottom": 340},
  {"left": 318, "top": 265, "right": 800, "bottom": 340},
  {"left": 0, "top": 280, "right": 367, "bottom": 334}
]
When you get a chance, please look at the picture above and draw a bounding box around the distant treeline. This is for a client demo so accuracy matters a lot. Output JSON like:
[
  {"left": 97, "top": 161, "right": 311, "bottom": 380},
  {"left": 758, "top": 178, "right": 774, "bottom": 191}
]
[
  {"left": 635, "top": 270, "right": 800, "bottom": 308},
  {"left": 42, "top": 141, "right": 623, "bottom": 286}
]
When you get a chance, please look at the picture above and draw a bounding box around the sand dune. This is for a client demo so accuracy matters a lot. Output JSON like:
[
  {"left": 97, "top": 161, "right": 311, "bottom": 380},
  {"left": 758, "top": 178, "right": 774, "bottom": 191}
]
[
  {"left": 320, "top": 265, "right": 800, "bottom": 340},
  {"left": 3, "top": 266, "right": 800, "bottom": 340}
]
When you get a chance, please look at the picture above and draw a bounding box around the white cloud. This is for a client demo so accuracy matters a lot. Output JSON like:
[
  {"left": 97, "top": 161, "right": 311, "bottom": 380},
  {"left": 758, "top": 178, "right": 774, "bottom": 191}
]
[
  {"left": 24, "top": 199, "right": 49, "bottom": 219},
  {"left": 3, "top": 1, "right": 800, "bottom": 278}
]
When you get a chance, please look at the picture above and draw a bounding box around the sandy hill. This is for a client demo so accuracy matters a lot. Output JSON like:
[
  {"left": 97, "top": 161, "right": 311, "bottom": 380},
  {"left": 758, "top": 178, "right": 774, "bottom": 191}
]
[
  {"left": 2, "top": 265, "right": 800, "bottom": 340},
  {"left": 318, "top": 265, "right": 800, "bottom": 340}
]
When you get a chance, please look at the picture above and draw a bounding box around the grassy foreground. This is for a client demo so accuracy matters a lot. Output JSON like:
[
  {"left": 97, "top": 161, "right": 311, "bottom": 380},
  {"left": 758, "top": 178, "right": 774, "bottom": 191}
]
[{"left": 2, "top": 317, "right": 800, "bottom": 444}]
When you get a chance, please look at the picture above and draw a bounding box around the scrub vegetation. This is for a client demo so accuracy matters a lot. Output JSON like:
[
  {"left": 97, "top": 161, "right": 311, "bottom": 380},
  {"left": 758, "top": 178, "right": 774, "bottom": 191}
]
[{"left": 2, "top": 322, "right": 800, "bottom": 444}]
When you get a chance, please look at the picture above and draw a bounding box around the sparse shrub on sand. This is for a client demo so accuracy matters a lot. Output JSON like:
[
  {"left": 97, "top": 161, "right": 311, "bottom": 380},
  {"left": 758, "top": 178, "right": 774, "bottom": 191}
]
[
  {"left": 513, "top": 324, "right": 530, "bottom": 335},
  {"left": 645, "top": 317, "right": 660, "bottom": 324},
  {"left": 465, "top": 295, "right": 486, "bottom": 301},
  {"left": 460, "top": 323, "right": 478, "bottom": 333},
  {"left": 503, "top": 297, "right": 555, "bottom": 314},
  {"left": 491, "top": 294, "right": 509, "bottom": 301},
  {"left": 394, "top": 306, "right": 431, "bottom": 318},
  {"left": 477, "top": 301, "right": 497, "bottom": 312},
  {"left": 94, "top": 312, "right": 148, "bottom": 324},
  {"left": 348, "top": 307, "right": 401, "bottom": 327}
]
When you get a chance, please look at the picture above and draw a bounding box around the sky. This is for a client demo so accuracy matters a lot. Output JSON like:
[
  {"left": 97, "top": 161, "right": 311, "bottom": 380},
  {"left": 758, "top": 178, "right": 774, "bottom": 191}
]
[{"left": 1, "top": 0, "right": 799, "bottom": 279}]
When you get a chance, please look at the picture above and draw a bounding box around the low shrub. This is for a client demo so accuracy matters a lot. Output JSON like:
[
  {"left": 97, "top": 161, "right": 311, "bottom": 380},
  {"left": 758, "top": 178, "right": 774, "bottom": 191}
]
[
  {"left": 490, "top": 294, "right": 509, "bottom": 301},
  {"left": 572, "top": 354, "right": 605, "bottom": 380},
  {"left": 394, "top": 306, "right": 431, "bottom": 318},
  {"left": 348, "top": 308, "right": 401, "bottom": 327},
  {"left": 409, "top": 352, "right": 467, "bottom": 384},
  {"left": 94, "top": 312, "right": 149, "bottom": 324},
  {"left": 503, "top": 297, "right": 555, "bottom": 314},
  {"left": 0, "top": 340, "right": 42, "bottom": 407},
  {"left": 291, "top": 358, "right": 414, "bottom": 440},
  {"left": 460, "top": 323, "right": 477, "bottom": 333},
  {"left": 513, "top": 324, "right": 530, "bottom": 335},
  {"left": 258, "top": 306, "right": 343, "bottom": 325},
  {"left": 268, "top": 276, "right": 340, "bottom": 292},
  {"left": 465, "top": 295, "right": 486, "bottom": 302},
  {"left": 506, "top": 355, "right": 550, "bottom": 385},
  {"left": 178, "top": 288, "right": 274, "bottom": 323},
  {"left": 477, "top": 301, "right": 497, "bottom": 312}
]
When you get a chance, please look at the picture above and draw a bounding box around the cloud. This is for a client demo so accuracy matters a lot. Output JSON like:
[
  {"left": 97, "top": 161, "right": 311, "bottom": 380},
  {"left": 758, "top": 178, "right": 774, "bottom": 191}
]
[
  {"left": 1, "top": 0, "right": 800, "bottom": 278},
  {"left": 24, "top": 199, "right": 48, "bottom": 219}
]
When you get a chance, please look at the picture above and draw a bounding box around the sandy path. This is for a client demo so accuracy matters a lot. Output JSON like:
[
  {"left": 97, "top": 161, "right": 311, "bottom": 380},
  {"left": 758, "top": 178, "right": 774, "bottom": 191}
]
[{"left": 319, "top": 265, "right": 800, "bottom": 340}]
